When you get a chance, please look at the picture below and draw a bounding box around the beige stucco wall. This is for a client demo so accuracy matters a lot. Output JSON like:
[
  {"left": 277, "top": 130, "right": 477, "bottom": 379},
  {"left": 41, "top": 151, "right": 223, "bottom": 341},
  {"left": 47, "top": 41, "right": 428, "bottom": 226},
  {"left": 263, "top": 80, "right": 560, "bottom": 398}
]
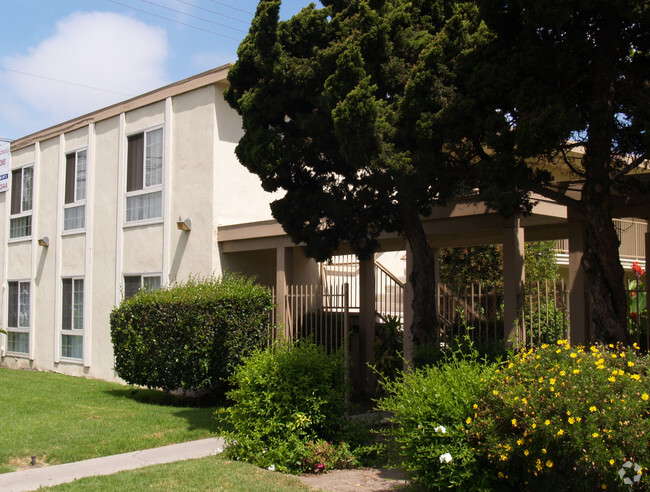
[{"left": 2, "top": 75, "right": 280, "bottom": 382}]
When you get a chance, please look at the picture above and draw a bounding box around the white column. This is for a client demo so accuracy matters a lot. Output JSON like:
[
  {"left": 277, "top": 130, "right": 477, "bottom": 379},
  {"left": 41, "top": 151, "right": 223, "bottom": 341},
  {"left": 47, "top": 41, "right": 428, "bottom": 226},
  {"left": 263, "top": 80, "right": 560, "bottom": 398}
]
[
  {"left": 29, "top": 142, "right": 41, "bottom": 361},
  {"left": 114, "top": 113, "right": 126, "bottom": 307},
  {"left": 358, "top": 256, "right": 375, "bottom": 393},
  {"left": 83, "top": 123, "right": 95, "bottom": 368},
  {"left": 162, "top": 97, "right": 172, "bottom": 285},
  {"left": 276, "top": 247, "right": 293, "bottom": 338},
  {"left": 403, "top": 244, "right": 414, "bottom": 370}
]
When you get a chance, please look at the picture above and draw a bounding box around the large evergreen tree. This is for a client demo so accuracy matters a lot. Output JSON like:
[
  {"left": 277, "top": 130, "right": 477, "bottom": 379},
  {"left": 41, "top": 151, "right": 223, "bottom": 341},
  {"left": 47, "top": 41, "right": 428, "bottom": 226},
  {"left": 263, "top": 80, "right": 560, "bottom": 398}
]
[
  {"left": 452, "top": 0, "right": 649, "bottom": 344},
  {"left": 225, "top": 0, "right": 489, "bottom": 344}
]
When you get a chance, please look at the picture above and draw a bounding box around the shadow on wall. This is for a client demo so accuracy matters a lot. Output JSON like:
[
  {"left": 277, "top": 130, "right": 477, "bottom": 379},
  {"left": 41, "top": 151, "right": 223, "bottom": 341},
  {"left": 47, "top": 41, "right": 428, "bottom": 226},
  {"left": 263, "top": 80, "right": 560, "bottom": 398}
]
[{"left": 169, "top": 232, "right": 190, "bottom": 283}]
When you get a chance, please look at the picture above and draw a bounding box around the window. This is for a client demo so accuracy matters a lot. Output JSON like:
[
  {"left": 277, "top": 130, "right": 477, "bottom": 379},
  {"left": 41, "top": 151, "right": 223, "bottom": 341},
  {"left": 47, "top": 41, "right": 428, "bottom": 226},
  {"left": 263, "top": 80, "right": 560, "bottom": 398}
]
[
  {"left": 7, "top": 281, "right": 30, "bottom": 354},
  {"left": 124, "top": 274, "right": 161, "bottom": 299},
  {"left": 9, "top": 166, "right": 33, "bottom": 239},
  {"left": 126, "top": 128, "right": 163, "bottom": 222},
  {"left": 61, "top": 278, "right": 84, "bottom": 360},
  {"left": 63, "top": 150, "right": 86, "bottom": 231}
]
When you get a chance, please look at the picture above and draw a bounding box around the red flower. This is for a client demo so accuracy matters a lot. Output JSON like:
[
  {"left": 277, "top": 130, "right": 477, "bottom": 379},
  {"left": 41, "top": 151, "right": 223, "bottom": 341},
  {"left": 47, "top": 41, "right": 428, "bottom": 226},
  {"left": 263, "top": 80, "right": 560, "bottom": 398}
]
[
  {"left": 631, "top": 261, "right": 644, "bottom": 278},
  {"left": 630, "top": 312, "right": 638, "bottom": 319}
]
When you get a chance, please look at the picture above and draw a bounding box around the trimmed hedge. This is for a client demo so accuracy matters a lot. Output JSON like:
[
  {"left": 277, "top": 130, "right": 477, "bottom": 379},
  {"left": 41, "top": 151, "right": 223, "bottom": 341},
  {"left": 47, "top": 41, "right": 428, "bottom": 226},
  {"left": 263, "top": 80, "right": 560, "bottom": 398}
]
[{"left": 110, "top": 274, "right": 274, "bottom": 392}]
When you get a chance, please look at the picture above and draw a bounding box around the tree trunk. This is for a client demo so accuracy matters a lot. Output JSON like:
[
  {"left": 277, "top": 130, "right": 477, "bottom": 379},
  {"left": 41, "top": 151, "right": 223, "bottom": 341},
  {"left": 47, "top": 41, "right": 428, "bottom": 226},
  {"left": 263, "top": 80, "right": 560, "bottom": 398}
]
[
  {"left": 581, "top": 188, "right": 630, "bottom": 345},
  {"left": 400, "top": 200, "right": 439, "bottom": 346}
]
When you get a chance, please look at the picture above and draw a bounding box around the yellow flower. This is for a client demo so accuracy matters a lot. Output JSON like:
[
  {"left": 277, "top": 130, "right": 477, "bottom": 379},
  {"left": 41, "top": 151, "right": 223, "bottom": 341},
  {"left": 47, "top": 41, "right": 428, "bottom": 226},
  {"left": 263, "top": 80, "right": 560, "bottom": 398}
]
[
  {"left": 544, "top": 419, "right": 551, "bottom": 426},
  {"left": 568, "top": 417, "right": 575, "bottom": 424},
  {"left": 608, "top": 377, "right": 616, "bottom": 382},
  {"left": 592, "top": 432, "right": 599, "bottom": 438},
  {"left": 466, "top": 417, "right": 472, "bottom": 424},
  {"left": 570, "top": 353, "right": 578, "bottom": 358},
  {"left": 542, "top": 448, "right": 547, "bottom": 454},
  {"left": 556, "top": 349, "right": 562, "bottom": 354},
  {"left": 628, "top": 361, "right": 634, "bottom": 367},
  {"left": 589, "top": 406, "right": 597, "bottom": 412},
  {"left": 559, "top": 371, "right": 566, "bottom": 376},
  {"left": 532, "top": 423, "right": 537, "bottom": 429},
  {"left": 576, "top": 417, "right": 582, "bottom": 423},
  {"left": 610, "top": 459, "right": 615, "bottom": 465},
  {"left": 524, "top": 449, "right": 530, "bottom": 456},
  {"left": 546, "top": 460, "right": 553, "bottom": 468},
  {"left": 611, "top": 353, "right": 618, "bottom": 358},
  {"left": 536, "top": 459, "right": 543, "bottom": 471},
  {"left": 642, "top": 393, "right": 649, "bottom": 401},
  {"left": 473, "top": 403, "right": 478, "bottom": 409},
  {"left": 631, "top": 374, "right": 641, "bottom": 381},
  {"left": 517, "top": 439, "right": 524, "bottom": 446},
  {"left": 493, "top": 390, "right": 499, "bottom": 396},
  {"left": 557, "top": 429, "right": 564, "bottom": 436},
  {"left": 550, "top": 378, "right": 556, "bottom": 385},
  {"left": 511, "top": 419, "right": 517, "bottom": 427}
]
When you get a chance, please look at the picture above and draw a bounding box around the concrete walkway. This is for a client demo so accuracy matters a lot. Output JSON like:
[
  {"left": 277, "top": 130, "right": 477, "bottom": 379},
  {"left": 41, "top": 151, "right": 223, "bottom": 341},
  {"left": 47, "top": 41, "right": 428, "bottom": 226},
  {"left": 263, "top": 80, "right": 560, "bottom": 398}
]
[{"left": 0, "top": 437, "right": 225, "bottom": 492}]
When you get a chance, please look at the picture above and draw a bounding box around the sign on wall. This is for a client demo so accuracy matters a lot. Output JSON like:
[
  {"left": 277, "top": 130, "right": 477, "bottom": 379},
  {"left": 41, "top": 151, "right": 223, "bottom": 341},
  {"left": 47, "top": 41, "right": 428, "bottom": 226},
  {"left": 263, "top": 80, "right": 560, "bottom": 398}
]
[{"left": 0, "top": 142, "right": 9, "bottom": 193}]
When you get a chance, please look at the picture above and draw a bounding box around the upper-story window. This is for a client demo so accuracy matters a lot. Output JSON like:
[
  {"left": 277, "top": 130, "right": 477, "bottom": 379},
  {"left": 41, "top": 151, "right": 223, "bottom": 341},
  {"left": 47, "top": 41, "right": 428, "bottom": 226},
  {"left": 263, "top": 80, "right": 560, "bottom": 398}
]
[
  {"left": 9, "top": 166, "right": 33, "bottom": 239},
  {"left": 63, "top": 150, "right": 86, "bottom": 231},
  {"left": 126, "top": 127, "right": 163, "bottom": 223}
]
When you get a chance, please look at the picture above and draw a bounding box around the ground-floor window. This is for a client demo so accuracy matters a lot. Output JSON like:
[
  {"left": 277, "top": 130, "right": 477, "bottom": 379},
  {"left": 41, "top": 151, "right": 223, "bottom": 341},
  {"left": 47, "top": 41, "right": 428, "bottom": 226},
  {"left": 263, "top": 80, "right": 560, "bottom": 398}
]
[
  {"left": 61, "top": 278, "right": 84, "bottom": 360},
  {"left": 124, "top": 274, "right": 161, "bottom": 299},
  {"left": 7, "top": 281, "right": 30, "bottom": 355}
]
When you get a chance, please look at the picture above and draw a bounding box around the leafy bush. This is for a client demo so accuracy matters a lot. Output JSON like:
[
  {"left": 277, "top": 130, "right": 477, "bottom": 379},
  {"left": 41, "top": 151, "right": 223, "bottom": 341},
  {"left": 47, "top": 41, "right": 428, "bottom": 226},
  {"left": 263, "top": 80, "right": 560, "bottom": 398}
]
[
  {"left": 220, "top": 340, "right": 349, "bottom": 474},
  {"left": 377, "top": 343, "right": 497, "bottom": 490},
  {"left": 110, "top": 273, "right": 273, "bottom": 392},
  {"left": 468, "top": 341, "right": 650, "bottom": 491},
  {"left": 374, "top": 315, "right": 403, "bottom": 390},
  {"left": 301, "top": 440, "right": 358, "bottom": 473}
]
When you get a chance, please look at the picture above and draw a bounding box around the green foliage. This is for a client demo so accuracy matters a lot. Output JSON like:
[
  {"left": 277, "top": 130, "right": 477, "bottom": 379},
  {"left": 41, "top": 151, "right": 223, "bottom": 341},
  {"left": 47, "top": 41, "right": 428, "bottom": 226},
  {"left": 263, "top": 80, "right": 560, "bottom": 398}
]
[
  {"left": 377, "top": 343, "right": 497, "bottom": 490},
  {"left": 468, "top": 342, "right": 650, "bottom": 491},
  {"left": 221, "top": 340, "right": 349, "bottom": 474},
  {"left": 373, "top": 315, "right": 403, "bottom": 390},
  {"left": 522, "top": 297, "right": 569, "bottom": 347},
  {"left": 110, "top": 273, "right": 274, "bottom": 392},
  {"left": 301, "top": 440, "right": 359, "bottom": 473},
  {"left": 440, "top": 241, "right": 558, "bottom": 287}
]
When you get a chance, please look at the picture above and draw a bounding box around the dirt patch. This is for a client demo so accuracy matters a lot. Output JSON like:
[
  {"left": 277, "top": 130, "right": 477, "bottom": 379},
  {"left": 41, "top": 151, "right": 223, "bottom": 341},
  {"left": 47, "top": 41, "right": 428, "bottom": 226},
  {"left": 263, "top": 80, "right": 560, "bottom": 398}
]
[
  {"left": 297, "top": 467, "right": 408, "bottom": 491},
  {"left": 8, "top": 455, "right": 50, "bottom": 471}
]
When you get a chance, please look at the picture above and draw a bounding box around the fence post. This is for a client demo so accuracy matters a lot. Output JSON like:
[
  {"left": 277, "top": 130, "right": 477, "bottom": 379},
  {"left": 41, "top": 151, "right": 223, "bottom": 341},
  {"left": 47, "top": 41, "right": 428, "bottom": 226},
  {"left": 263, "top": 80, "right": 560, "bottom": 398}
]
[{"left": 343, "top": 282, "right": 350, "bottom": 403}]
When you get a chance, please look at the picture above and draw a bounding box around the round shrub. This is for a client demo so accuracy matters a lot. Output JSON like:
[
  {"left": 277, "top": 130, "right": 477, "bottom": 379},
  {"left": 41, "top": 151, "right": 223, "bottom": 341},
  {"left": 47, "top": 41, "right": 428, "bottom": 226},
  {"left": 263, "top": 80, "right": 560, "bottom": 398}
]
[
  {"left": 468, "top": 341, "right": 650, "bottom": 491},
  {"left": 110, "top": 273, "right": 273, "bottom": 392},
  {"left": 221, "top": 340, "right": 348, "bottom": 474},
  {"left": 377, "top": 344, "right": 497, "bottom": 490}
]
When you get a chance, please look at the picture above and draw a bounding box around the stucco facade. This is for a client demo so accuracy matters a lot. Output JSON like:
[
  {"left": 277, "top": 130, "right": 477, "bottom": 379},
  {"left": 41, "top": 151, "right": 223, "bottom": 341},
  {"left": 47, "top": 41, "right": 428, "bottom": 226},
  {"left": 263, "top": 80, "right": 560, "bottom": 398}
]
[{"left": 1, "top": 65, "right": 280, "bottom": 381}]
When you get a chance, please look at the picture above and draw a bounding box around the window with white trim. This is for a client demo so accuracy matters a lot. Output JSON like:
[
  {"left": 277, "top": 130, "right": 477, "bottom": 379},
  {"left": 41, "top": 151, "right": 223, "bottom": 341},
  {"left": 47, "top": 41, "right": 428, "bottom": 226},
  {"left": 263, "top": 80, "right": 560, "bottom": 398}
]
[
  {"left": 61, "top": 278, "right": 84, "bottom": 360},
  {"left": 124, "top": 274, "right": 161, "bottom": 299},
  {"left": 126, "top": 128, "right": 163, "bottom": 222},
  {"left": 63, "top": 149, "right": 87, "bottom": 231},
  {"left": 9, "top": 166, "right": 33, "bottom": 239},
  {"left": 7, "top": 281, "right": 30, "bottom": 354}
]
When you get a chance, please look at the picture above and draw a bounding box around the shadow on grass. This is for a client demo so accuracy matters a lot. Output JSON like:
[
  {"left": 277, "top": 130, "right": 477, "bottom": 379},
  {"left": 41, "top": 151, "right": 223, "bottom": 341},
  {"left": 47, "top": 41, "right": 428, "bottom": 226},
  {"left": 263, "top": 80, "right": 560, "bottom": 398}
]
[{"left": 102, "top": 387, "right": 231, "bottom": 434}]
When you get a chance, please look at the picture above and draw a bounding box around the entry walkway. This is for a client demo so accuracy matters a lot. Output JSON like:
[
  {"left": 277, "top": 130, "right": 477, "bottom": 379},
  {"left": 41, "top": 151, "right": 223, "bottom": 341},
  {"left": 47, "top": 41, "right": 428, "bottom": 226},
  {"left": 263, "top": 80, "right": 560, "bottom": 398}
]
[{"left": 0, "top": 437, "right": 225, "bottom": 492}]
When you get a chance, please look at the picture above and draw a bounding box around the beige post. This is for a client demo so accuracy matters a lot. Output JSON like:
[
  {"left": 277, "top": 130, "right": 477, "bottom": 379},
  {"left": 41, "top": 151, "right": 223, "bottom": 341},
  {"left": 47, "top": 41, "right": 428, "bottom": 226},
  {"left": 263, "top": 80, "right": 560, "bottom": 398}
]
[
  {"left": 502, "top": 216, "right": 526, "bottom": 345},
  {"left": 568, "top": 209, "right": 591, "bottom": 345},
  {"left": 403, "top": 244, "right": 414, "bottom": 370},
  {"left": 276, "top": 246, "right": 293, "bottom": 339}
]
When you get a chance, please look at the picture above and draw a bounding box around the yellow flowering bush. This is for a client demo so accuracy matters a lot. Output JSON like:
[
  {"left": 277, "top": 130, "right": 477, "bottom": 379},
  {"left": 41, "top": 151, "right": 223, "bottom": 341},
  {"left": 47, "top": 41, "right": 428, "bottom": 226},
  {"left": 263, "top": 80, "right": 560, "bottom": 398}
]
[{"left": 468, "top": 341, "right": 650, "bottom": 490}]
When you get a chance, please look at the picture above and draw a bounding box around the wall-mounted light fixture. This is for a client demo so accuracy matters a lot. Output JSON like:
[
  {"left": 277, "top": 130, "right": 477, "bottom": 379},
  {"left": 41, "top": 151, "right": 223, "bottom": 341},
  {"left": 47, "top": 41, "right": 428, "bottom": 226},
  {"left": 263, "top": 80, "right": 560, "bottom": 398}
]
[
  {"left": 176, "top": 217, "right": 191, "bottom": 231},
  {"left": 38, "top": 236, "right": 49, "bottom": 247}
]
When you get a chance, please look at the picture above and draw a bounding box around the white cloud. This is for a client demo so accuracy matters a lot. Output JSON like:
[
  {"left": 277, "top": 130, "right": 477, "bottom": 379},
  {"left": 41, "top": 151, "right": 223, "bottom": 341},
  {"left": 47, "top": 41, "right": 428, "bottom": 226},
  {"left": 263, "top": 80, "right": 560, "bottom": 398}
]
[{"left": 3, "top": 11, "right": 169, "bottom": 126}]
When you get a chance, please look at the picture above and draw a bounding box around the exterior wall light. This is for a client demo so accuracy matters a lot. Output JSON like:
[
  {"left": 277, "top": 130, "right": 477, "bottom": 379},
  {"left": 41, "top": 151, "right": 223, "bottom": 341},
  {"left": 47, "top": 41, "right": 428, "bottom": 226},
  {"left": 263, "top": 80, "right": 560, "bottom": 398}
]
[
  {"left": 176, "top": 217, "right": 191, "bottom": 231},
  {"left": 38, "top": 236, "right": 49, "bottom": 247}
]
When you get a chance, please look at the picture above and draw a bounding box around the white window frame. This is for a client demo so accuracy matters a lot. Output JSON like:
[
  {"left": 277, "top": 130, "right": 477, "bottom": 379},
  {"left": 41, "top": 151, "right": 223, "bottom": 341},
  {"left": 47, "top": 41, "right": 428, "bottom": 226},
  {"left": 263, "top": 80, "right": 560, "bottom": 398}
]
[
  {"left": 6, "top": 280, "right": 30, "bottom": 356},
  {"left": 123, "top": 273, "right": 162, "bottom": 299},
  {"left": 63, "top": 149, "right": 87, "bottom": 233},
  {"left": 125, "top": 126, "right": 163, "bottom": 225},
  {"left": 60, "top": 277, "right": 84, "bottom": 362},
  {"left": 9, "top": 165, "right": 34, "bottom": 241}
]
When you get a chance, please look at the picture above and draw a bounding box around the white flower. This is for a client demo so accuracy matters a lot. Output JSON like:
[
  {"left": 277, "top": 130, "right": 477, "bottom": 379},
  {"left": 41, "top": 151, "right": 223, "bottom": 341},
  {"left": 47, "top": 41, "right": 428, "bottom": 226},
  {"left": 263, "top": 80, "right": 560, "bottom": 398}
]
[
  {"left": 268, "top": 465, "right": 276, "bottom": 471},
  {"left": 434, "top": 425, "right": 447, "bottom": 434},
  {"left": 439, "top": 453, "right": 453, "bottom": 464},
  {"left": 212, "top": 447, "right": 223, "bottom": 455}
]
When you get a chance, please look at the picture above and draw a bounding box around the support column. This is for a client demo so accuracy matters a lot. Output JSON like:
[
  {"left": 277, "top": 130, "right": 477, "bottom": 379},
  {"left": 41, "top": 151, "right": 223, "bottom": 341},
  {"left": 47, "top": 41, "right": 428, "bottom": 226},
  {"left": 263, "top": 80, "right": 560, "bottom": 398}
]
[
  {"left": 568, "top": 210, "right": 591, "bottom": 345},
  {"left": 359, "top": 256, "right": 375, "bottom": 394},
  {"left": 502, "top": 216, "right": 526, "bottom": 345},
  {"left": 645, "top": 225, "right": 649, "bottom": 349},
  {"left": 403, "top": 245, "right": 414, "bottom": 370},
  {"left": 276, "top": 246, "right": 293, "bottom": 339}
]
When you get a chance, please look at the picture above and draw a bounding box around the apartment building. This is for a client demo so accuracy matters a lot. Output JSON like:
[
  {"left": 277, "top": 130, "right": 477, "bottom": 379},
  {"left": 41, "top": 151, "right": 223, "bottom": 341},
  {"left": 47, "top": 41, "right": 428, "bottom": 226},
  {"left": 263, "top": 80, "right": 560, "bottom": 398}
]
[{"left": 1, "top": 65, "right": 278, "bottom": 381}]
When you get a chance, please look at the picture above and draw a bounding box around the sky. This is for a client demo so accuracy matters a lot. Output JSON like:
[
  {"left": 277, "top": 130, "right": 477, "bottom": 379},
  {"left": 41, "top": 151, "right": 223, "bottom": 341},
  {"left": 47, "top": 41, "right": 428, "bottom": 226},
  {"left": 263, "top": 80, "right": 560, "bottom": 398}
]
[{"left": 0, "top": 0, "right": 315, "bottom": 141}]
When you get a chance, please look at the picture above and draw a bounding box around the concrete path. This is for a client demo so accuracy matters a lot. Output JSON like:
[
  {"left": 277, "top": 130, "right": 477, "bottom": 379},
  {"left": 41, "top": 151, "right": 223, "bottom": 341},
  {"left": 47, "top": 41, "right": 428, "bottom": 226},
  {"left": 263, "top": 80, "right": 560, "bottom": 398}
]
[{"left": 0, "top": 437, "right": 225, "bottom": 492}]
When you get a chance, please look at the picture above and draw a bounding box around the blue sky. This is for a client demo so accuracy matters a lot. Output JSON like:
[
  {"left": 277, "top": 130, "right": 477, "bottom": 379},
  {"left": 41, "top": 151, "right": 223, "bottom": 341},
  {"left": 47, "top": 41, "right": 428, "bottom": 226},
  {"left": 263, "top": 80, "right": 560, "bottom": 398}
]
[{"left": 0, "top": 0, "right": 314, "bottom": 141}]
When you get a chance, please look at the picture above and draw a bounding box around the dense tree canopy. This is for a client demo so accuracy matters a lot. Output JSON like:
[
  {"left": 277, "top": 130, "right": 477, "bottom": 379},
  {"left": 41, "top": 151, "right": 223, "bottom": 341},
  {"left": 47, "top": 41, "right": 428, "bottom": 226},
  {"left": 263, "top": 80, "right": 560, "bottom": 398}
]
[
  {"left": 452, "top": 0, "right": 650, "bottom": 343},
  {"left": 226, "top": 0, "right": 489, "bottom": 344},
  {"left": 227, "top": 0, "right": 648, "bottom": 346}
]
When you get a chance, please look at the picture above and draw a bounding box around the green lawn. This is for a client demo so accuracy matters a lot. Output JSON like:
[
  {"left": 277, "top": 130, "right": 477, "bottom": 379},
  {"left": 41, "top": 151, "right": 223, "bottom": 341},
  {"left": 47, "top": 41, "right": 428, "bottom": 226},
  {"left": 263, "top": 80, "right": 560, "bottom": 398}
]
[
  {"left": 41, "top": 456, "right": 309, "bottom": 491},
  {"left": 0, "top": 368, "right": 220, "bottom": 473}
]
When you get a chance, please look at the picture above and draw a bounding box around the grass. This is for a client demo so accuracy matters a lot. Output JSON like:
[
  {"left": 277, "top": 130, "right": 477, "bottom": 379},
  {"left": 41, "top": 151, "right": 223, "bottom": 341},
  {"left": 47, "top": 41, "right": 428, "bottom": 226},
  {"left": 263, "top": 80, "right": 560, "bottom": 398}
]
[
  {"left": 0, "top": 368, "right": 221, "bottom": 474},
  {"left": 40, "top": 456, "right": 310, "bottom": 491}
]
